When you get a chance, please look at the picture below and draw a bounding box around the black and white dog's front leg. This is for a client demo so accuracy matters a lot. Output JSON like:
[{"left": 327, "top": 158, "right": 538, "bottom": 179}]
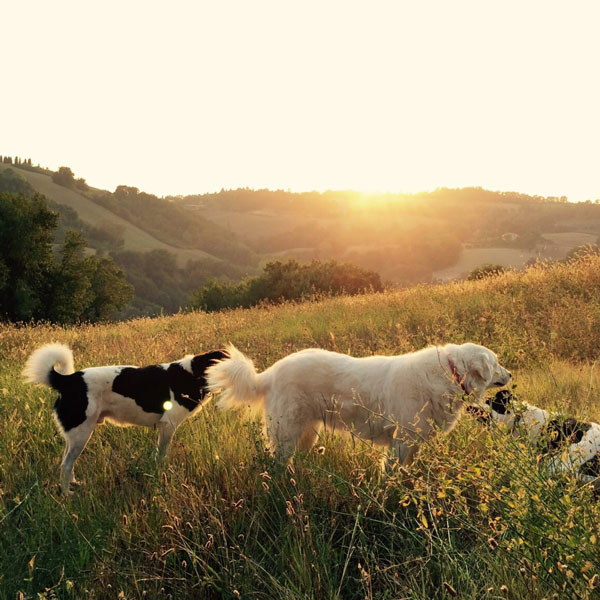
[{"left": 156, "top": 420, "right": 177, "bottom": 463}]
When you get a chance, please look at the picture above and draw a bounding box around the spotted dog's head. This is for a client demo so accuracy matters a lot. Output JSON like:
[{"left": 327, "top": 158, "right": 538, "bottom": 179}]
[
  {"left": 464, "top": 403, "right": 491, "bottom": 424},
  {"left": 481, "top": 389, "right": 521, "bottom": 428},
  {"left": 465, "top": 389, "right": 514, "bottom": 425},
  {"left": 191, "top": 349, "right": 230, "bottom": 384},
  {"left": 538, "top": 417, "right": 592, "bottom": 456}
]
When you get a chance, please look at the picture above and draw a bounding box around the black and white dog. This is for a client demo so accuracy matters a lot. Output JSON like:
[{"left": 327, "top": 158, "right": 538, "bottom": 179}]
[
  {"left": 23, "top": 343, "right": 227, "bottom": 493},
  {"left": 467, "top": 390, "right": 600, "bottom": 486}
]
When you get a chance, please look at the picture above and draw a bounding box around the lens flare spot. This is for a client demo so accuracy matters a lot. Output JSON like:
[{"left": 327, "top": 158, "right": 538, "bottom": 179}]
[{"left": 163, "top": 400, "right": 173, "bottom": 411}]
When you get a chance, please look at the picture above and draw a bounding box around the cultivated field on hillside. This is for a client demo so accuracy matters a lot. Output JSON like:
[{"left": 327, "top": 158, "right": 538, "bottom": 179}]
[
  {"left": 2, "top": 257, "right": 600, "bottom": 599},
  {"left": 0, "top": 164, "right": 215, "bottom": 265}
]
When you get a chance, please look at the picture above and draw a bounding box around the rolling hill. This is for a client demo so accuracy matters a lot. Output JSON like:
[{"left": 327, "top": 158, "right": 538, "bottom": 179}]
[
  {"left": 4, "top": 157, "right": 600, "bottom": 318},
  {"left": 175, "top": 187, "right": 600, "bottom": 282},
  {"left": 0, "top": 163, "right": 219, "bottom": 265}
]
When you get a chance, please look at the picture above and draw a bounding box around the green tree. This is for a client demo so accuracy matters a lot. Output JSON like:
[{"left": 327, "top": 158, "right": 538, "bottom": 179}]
[
  {"left": 52, "top": 166, "right": 76, "bottom": 187},
  {"left": 188, "top": 259, "right": 383, "bottom": 312},
  {"left": 0, "top": 192, "right": 133, "bottom": 323},
  {"left": 47, "top": 231, "right": 94, "bottom": 323},
  {"left": 0, "top": 168, "right": 35, "bottom": 196},
  {"left": 83, "top": 255, "right": 134, "bottom": 321},
  {"left": 0, "top": 193, "right": 57, "bottom": 320},
  {"left": 467, "top": 264, "right": 507, "bottom": 280}
]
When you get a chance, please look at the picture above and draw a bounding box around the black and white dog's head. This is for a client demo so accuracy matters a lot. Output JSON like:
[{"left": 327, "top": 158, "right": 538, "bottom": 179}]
[{"left": 467, "top": 389, "right": 600, "bottom": 488}]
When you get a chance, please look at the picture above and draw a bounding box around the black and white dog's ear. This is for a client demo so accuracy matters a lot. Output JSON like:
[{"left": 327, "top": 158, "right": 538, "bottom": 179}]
[
  {"left": 489, "top": 389, "right": 513, "bottom": 414},
  {"left": 560, "top": 417, "right": 591, "bottom": 445},
  {"left": 191, "top": 349, "right": 229, "bottom": 378}
]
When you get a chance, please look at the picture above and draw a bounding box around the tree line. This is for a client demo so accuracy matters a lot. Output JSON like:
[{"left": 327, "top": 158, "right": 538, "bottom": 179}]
[{"left": 189, "top": 259, "right": 383, "bottom": 312}]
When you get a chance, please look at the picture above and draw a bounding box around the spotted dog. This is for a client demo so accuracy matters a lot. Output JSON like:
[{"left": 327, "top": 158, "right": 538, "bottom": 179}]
[
  {"left": 23, "top": 343, "right": 227, "bottom": 493},
  {"left": 467, "top": 390, "right": 600, "bottom": 486}
]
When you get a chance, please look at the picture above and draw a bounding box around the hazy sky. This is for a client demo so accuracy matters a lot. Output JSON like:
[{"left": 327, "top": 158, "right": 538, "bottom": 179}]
[{"left": 3, "top": 1, "right": 599, "bottom": 201}]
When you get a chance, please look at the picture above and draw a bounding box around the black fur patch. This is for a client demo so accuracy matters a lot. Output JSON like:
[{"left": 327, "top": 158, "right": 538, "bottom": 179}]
[
  {"left": 540, "top": 417, "right": 592, "bottom": 455},
  {"left": 167, "top": 363, "right": 204, "bottom": 411},
  {"left": 487, "top": 389, "right": 513, "bottom": 415},
  {"left": 51, "top": 370, "right": 89, "bottom": 432},
  {"left": 172, "top": 350, "right": 229, "bottom": 411},
  {"left": 112, "top": 365, "right": 170, "bottom": 414},
  {"left": 191, "top": 349, "right": 228, "bottom": 379},
  {"left": 580, "top": 454, "right": 600, "bottom": 478},
  {"left": 111, "top": 350, "right": 228, "bottom": 414}
]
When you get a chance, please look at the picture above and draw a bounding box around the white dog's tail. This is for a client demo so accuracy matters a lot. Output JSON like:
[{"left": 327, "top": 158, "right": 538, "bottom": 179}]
[
  {"left": 22, "top": 343, "right": 75, "bottom": 388},
  {"left": 205, "top": 344, "right": 266, "bottom": 412}
]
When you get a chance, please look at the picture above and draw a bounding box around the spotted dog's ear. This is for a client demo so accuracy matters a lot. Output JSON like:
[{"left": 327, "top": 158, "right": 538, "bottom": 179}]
[
  {"left": 489, "top": 389, "right": 513, "bottom": 415},
  {"left": 191, "top": 349, "right": 229, "bottom": 378},
  {"left": 560, "top": 418, "right": 591, "bottom": 445}
]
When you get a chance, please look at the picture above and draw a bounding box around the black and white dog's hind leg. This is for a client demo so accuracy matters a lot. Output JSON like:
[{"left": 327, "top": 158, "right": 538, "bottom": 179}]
[
  {"left": 23, "top": 343, "right": 84, "bottom": 494},
  {"left": 59, "top": 419, "right": 96, "bottom": 493}
]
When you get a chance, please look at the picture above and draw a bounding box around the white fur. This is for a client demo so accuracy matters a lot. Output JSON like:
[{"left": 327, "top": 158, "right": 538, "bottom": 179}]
[
  {"left": 207, "top": 342, "right": 511, "bottom": 467},
  {"left": 488, "top": 401, "right": 550, "bottom": 441},
  {"left": 548, "top": 423, "right": 600, "bottom": 478},
  {"left": 23, "top": 343, "right": 75, "bottom": 384}
]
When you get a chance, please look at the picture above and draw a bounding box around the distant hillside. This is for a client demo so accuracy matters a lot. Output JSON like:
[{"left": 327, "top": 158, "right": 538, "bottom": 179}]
[
  {"left": 0, "top": 163, "right": 220, "bottom": 265},
  {"left": 0, "top": 163, "right": 255, "bottom": 317},
  {"left": 4, "top": 154, "right": 600, "bottom": 316},
  {"left": 173, "top": 187, "right": 600, "bottom": 282}
]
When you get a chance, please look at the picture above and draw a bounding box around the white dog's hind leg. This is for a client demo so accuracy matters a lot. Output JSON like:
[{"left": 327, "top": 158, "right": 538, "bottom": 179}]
[
  {"left": 296, "top": 422, "right": 324, "bottom": 453},
  {"left": 157, "top": 421, "right": 177, "bottom": 463},
  {"left": 268, "top": 418, "right": 320, "bottom": 460},
  {"left": 61, "top": 422, "right": 95, "bottom": 494}
]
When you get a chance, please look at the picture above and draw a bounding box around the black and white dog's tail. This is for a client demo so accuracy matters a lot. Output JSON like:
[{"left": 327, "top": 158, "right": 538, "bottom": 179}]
[{"left": 23, "top": 343, "right": 75, "bottom": 389}]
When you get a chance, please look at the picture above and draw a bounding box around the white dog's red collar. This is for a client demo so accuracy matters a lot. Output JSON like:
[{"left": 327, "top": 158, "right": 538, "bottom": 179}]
[{"left": 448, "top": 357, "right": 468, "bottom": 395}]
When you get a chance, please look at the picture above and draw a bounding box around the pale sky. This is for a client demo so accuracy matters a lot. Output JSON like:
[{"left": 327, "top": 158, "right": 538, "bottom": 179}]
[{"left": 2, "top": 1, "right": 600, "bottom": 201}]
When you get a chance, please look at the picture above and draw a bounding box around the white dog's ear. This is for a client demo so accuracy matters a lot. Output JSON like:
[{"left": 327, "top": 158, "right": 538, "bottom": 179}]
[{"left": 472, "top": 352, "right": 494, "bottom": 382}]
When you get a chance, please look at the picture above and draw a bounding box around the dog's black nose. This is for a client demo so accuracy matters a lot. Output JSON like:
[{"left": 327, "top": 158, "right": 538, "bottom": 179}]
[{"left": 507, "top": 371, "right": 512, "bottom": 378}]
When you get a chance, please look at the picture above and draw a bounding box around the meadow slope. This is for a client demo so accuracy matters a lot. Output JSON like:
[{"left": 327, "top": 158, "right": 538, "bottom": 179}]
[{"left": 2, "top": 257, "right": 600, "bottom": 599}]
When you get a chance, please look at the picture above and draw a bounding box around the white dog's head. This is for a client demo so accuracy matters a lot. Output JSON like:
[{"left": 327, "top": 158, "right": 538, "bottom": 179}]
[{"left": 447, "top": 343, "right": 511, "bottom": 398}]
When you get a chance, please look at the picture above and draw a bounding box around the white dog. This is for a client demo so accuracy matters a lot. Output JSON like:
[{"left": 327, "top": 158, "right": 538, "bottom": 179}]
[
  {"left": 206, "top": 343, "right": 512, "bottom": 468},
  {"left": 23, "top": 343, "right": 227, "bottom": 493}
]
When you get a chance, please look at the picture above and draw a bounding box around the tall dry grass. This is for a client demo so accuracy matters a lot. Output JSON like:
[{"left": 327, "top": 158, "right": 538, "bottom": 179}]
[{"left": 2, "top": 256, "right": 600, "bottom": 599}]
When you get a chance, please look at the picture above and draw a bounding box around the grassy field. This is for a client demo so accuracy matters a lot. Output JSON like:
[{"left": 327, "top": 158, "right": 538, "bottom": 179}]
[{"left": 2, "top": 257, "right": 600, "bottom": 599}]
